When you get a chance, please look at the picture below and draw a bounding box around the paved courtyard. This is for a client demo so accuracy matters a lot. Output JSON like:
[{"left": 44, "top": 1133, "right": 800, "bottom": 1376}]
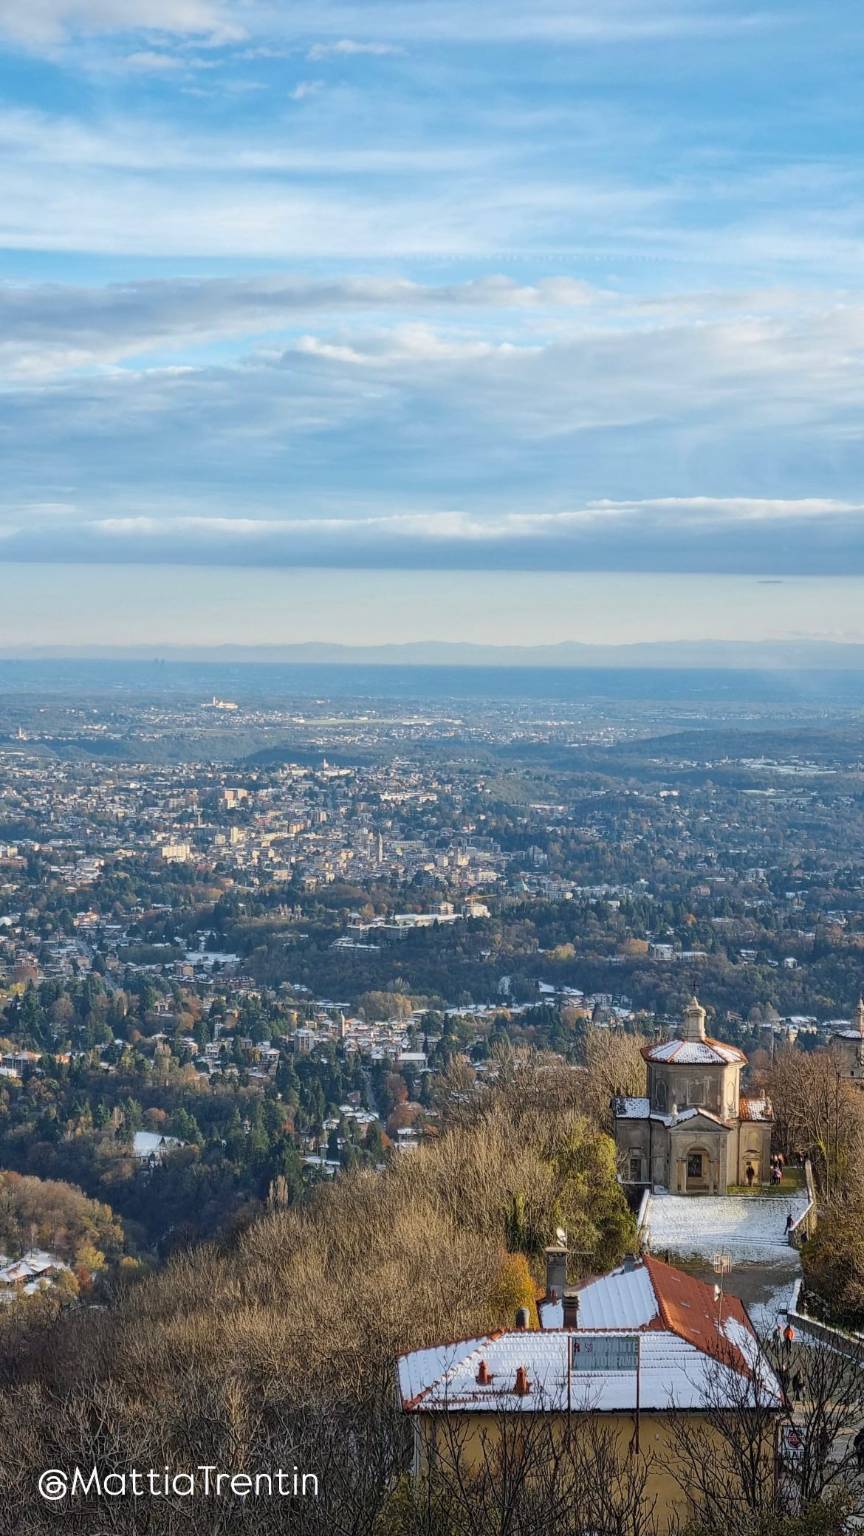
[
  {"left": 642, "top": 1192, "right": 812, "bottom": 1332},
  {"left": 643, "top": 1192, "right": 811, "bottom": 1263}
]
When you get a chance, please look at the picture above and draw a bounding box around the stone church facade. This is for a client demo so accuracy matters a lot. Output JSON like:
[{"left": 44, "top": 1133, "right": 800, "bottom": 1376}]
[
  {"left": 614, "top": 998, "right": 772, "bottom": 1194},
  {"left": 831, "top": 999, "right": 864, "bottom": 1084}
]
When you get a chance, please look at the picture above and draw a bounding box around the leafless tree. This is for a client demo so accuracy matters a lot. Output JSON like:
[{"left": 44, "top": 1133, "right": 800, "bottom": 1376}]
[
  {"left": 770, "top": 1048, "right": 864, "bottom": 1198},
  {"left": 403, "top": 1386, "right": 659, "bottom": 1536},
  {"left": 669, "top": 1327, "right": 864, "bottom": 1535}
]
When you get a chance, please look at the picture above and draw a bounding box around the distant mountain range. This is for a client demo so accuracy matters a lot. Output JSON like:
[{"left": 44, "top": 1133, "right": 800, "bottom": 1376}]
[{"left": 4, "top": 639, "right": 864, "bottom": 670}]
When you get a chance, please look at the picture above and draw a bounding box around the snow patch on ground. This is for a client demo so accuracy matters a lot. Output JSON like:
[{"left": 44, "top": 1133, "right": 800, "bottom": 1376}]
[{"left": 642, "top": 1193, "right": 810, "bottom": 1264}]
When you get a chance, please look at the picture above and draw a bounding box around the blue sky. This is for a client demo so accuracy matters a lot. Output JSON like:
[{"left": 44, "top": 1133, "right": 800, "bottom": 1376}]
[{"left": 1, "top": 0, "right": 864, "bottom": 643}]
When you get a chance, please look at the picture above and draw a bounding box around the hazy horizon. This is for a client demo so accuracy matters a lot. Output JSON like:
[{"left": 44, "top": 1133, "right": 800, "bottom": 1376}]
[{"left": 2, "top": 567, "right": 864, "bottom": 652}]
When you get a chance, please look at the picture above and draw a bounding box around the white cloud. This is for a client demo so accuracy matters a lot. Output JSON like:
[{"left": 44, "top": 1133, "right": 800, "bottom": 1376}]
[
  {"left": 1, "top": 295, "right": 863, "bottom": 577},
  {"left": 0, "top": 274, "right": 604, "bottom": 376},
  {"left": 3, "top": 493, "right": 863, "bottom": 575},
  {"left": 255, "top": 1, "right": 771, "bottom": 47},
  {"left": 121, "top": 49, "right": 185, "bottom": 73},
  {"left": 0, "top": 0, "right": 242, "bottom": 46},
  {"left": 0, "top": 161, "right": 508, "bottom": 259},
  {"left": 295, "top": 325, "right": 529, "bottom": 365},
  {"left": 290, "top": 79, "right": 324, "bottom": 100},
  {"left": 307, "top": 39, "right": 404, "bottom": 59},
  {"left": 0, "top": 105, "right": 490, "bottom": 174},
  {"left": 85, "top": 499, "right": 864, "bottom": 545},
  {"left": 0, "top": 0, "right": 763, "bottom": 51}
]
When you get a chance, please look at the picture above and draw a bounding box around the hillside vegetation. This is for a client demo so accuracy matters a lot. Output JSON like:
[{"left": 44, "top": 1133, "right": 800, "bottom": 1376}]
[{"left": 0, "top": 1059, "right": 633, "bottom": 1534}]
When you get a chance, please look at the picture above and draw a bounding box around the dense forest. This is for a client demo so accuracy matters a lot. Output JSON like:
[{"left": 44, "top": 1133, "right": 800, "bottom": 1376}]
[{"left": 0, "top": 1060, "right": 638, "bottom": 1534}]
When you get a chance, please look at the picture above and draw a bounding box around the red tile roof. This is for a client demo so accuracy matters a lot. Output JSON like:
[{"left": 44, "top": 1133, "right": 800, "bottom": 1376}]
[{"left": 642, "top": 1253, "right": 755, "bottom": 1376}]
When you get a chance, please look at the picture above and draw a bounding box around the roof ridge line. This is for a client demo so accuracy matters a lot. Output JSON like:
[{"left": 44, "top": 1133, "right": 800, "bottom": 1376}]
[{"left": 641, "top": 1253, "right": 673, "bottom": 1332}]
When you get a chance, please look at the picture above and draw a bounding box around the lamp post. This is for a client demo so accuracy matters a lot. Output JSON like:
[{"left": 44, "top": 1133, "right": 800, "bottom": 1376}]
[{"left": 712, "top": 1250, "right": 732, "bottom": 1327}]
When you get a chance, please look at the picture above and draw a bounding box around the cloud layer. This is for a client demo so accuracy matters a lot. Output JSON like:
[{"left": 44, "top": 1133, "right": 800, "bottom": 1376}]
[
  {"left": 1, "top": 274, "right": 864, "bottom": 573},
  {"left": 0, "top": 0, "right": 768, "bottom": 50},
  {"left": 0, "top": 0, "right": 861, "bottom": 586},
  {"left": 1, "top": 500, "right": 861, "bottom": 576}
]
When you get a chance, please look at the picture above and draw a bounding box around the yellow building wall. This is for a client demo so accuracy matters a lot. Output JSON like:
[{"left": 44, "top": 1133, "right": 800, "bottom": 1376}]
[{"left": 412, "top": 1407, "right": 771, "bottom": 1534}]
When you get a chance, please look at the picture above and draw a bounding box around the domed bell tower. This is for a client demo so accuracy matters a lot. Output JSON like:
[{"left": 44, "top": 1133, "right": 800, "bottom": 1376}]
[{"left": 682, "top": 996, "right": 707, "bottom": 1042}]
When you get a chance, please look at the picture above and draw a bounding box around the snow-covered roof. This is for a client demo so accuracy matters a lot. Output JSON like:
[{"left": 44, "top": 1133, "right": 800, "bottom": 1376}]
[
  {"left": 399, "top": 1339, "right": 487, "bottom": 1403},
  {"left": 740, "top": 1094, "right": 773, "bottom": 1122},
  {"left": 613, "top": 1099, "right": 730, "bottom": 1130},
  {"left": 644, "top": 1037, "right": 745, "bottom": 1065},
  {"left": 400, "top": 1257, "right": 779, "bottom": 1415},
  {"left": 830, "top": 1001, "right": 864, "bottom": 1039},
  {"left": 668, "top": 1106, "right": 728, "bottom": 1128},
  {"left": 21, "top": 1248, "right": 69, "bottom": 1270},
  {"left": 615, "top": 1095, "right": 650, "bottom": 1119},
  {"left": 0, "top": 1248, "right": 70, "bottom": 1285},
  {"left": 398, "top": 1327, "right": 779, "bottom": 1415},
  {"left": 541, "top": 1262, "right": 659, "bottom": 1332},
  {"left": 132, "top": 1131, "right": 183, "bottom": 1158}
]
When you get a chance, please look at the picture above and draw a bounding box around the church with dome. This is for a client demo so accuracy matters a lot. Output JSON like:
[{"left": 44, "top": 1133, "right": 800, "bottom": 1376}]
[{"left": 613, "top": 997, "right": 772, "bottom": 1194}]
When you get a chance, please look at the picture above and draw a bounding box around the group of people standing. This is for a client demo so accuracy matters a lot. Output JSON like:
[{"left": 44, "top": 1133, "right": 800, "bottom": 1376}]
[{"left": 743, "top": 1151, "right": 786, "bottom": 1187}]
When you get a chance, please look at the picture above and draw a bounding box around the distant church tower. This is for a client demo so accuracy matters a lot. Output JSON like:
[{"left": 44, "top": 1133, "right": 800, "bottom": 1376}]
[{"left": 831, "top": 998, "right": 864, "bottom": 1084}]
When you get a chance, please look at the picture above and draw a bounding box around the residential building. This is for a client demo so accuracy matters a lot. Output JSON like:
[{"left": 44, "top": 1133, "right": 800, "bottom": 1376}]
[{"left": 398, "top": 1253, "right": 781, "bottom": 1535}]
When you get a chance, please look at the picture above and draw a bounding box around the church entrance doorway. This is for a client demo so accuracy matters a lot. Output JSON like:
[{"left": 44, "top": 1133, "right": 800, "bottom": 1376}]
[{"left": 686, "top": 1148, "right": 710, "bottom": 1191}]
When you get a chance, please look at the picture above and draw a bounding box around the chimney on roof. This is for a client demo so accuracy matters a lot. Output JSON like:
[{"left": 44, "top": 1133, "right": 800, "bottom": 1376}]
[
  {"left": 476, "top": 1359, "right": 492, "bottom": 1385},
  {"left": 856, "top": 997, "right": 864, "bottom": 1036},
  {"left": 544, "top": 1244, "right": 568, "bottom": 1300},
  {"left": 514, "top": 1306, "right": 530, "bottom": 1331},
  {"left": 514, "top": 1365, "right": 531, "bottom": 1396},
  {"left": 563, "top": 1290, "right": 580, "bottom": 1329},
  {"left": 683, "top": 997, "right": 706, "bottom": 1042}
]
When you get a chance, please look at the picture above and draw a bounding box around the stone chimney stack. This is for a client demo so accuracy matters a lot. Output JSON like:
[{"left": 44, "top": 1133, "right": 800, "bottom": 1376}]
[
  {"left": 563, "top": 1291, "right": 580, "bottom": 1329},
  {"left": 856, "top": 997, "right": 864, "bottom": 1037},
  {"left": 544, "top": 1244, "right": 568, "bottom": 1301},
  {"left": 682, "top": 996, "right": 707, "bottom": 1042}
]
